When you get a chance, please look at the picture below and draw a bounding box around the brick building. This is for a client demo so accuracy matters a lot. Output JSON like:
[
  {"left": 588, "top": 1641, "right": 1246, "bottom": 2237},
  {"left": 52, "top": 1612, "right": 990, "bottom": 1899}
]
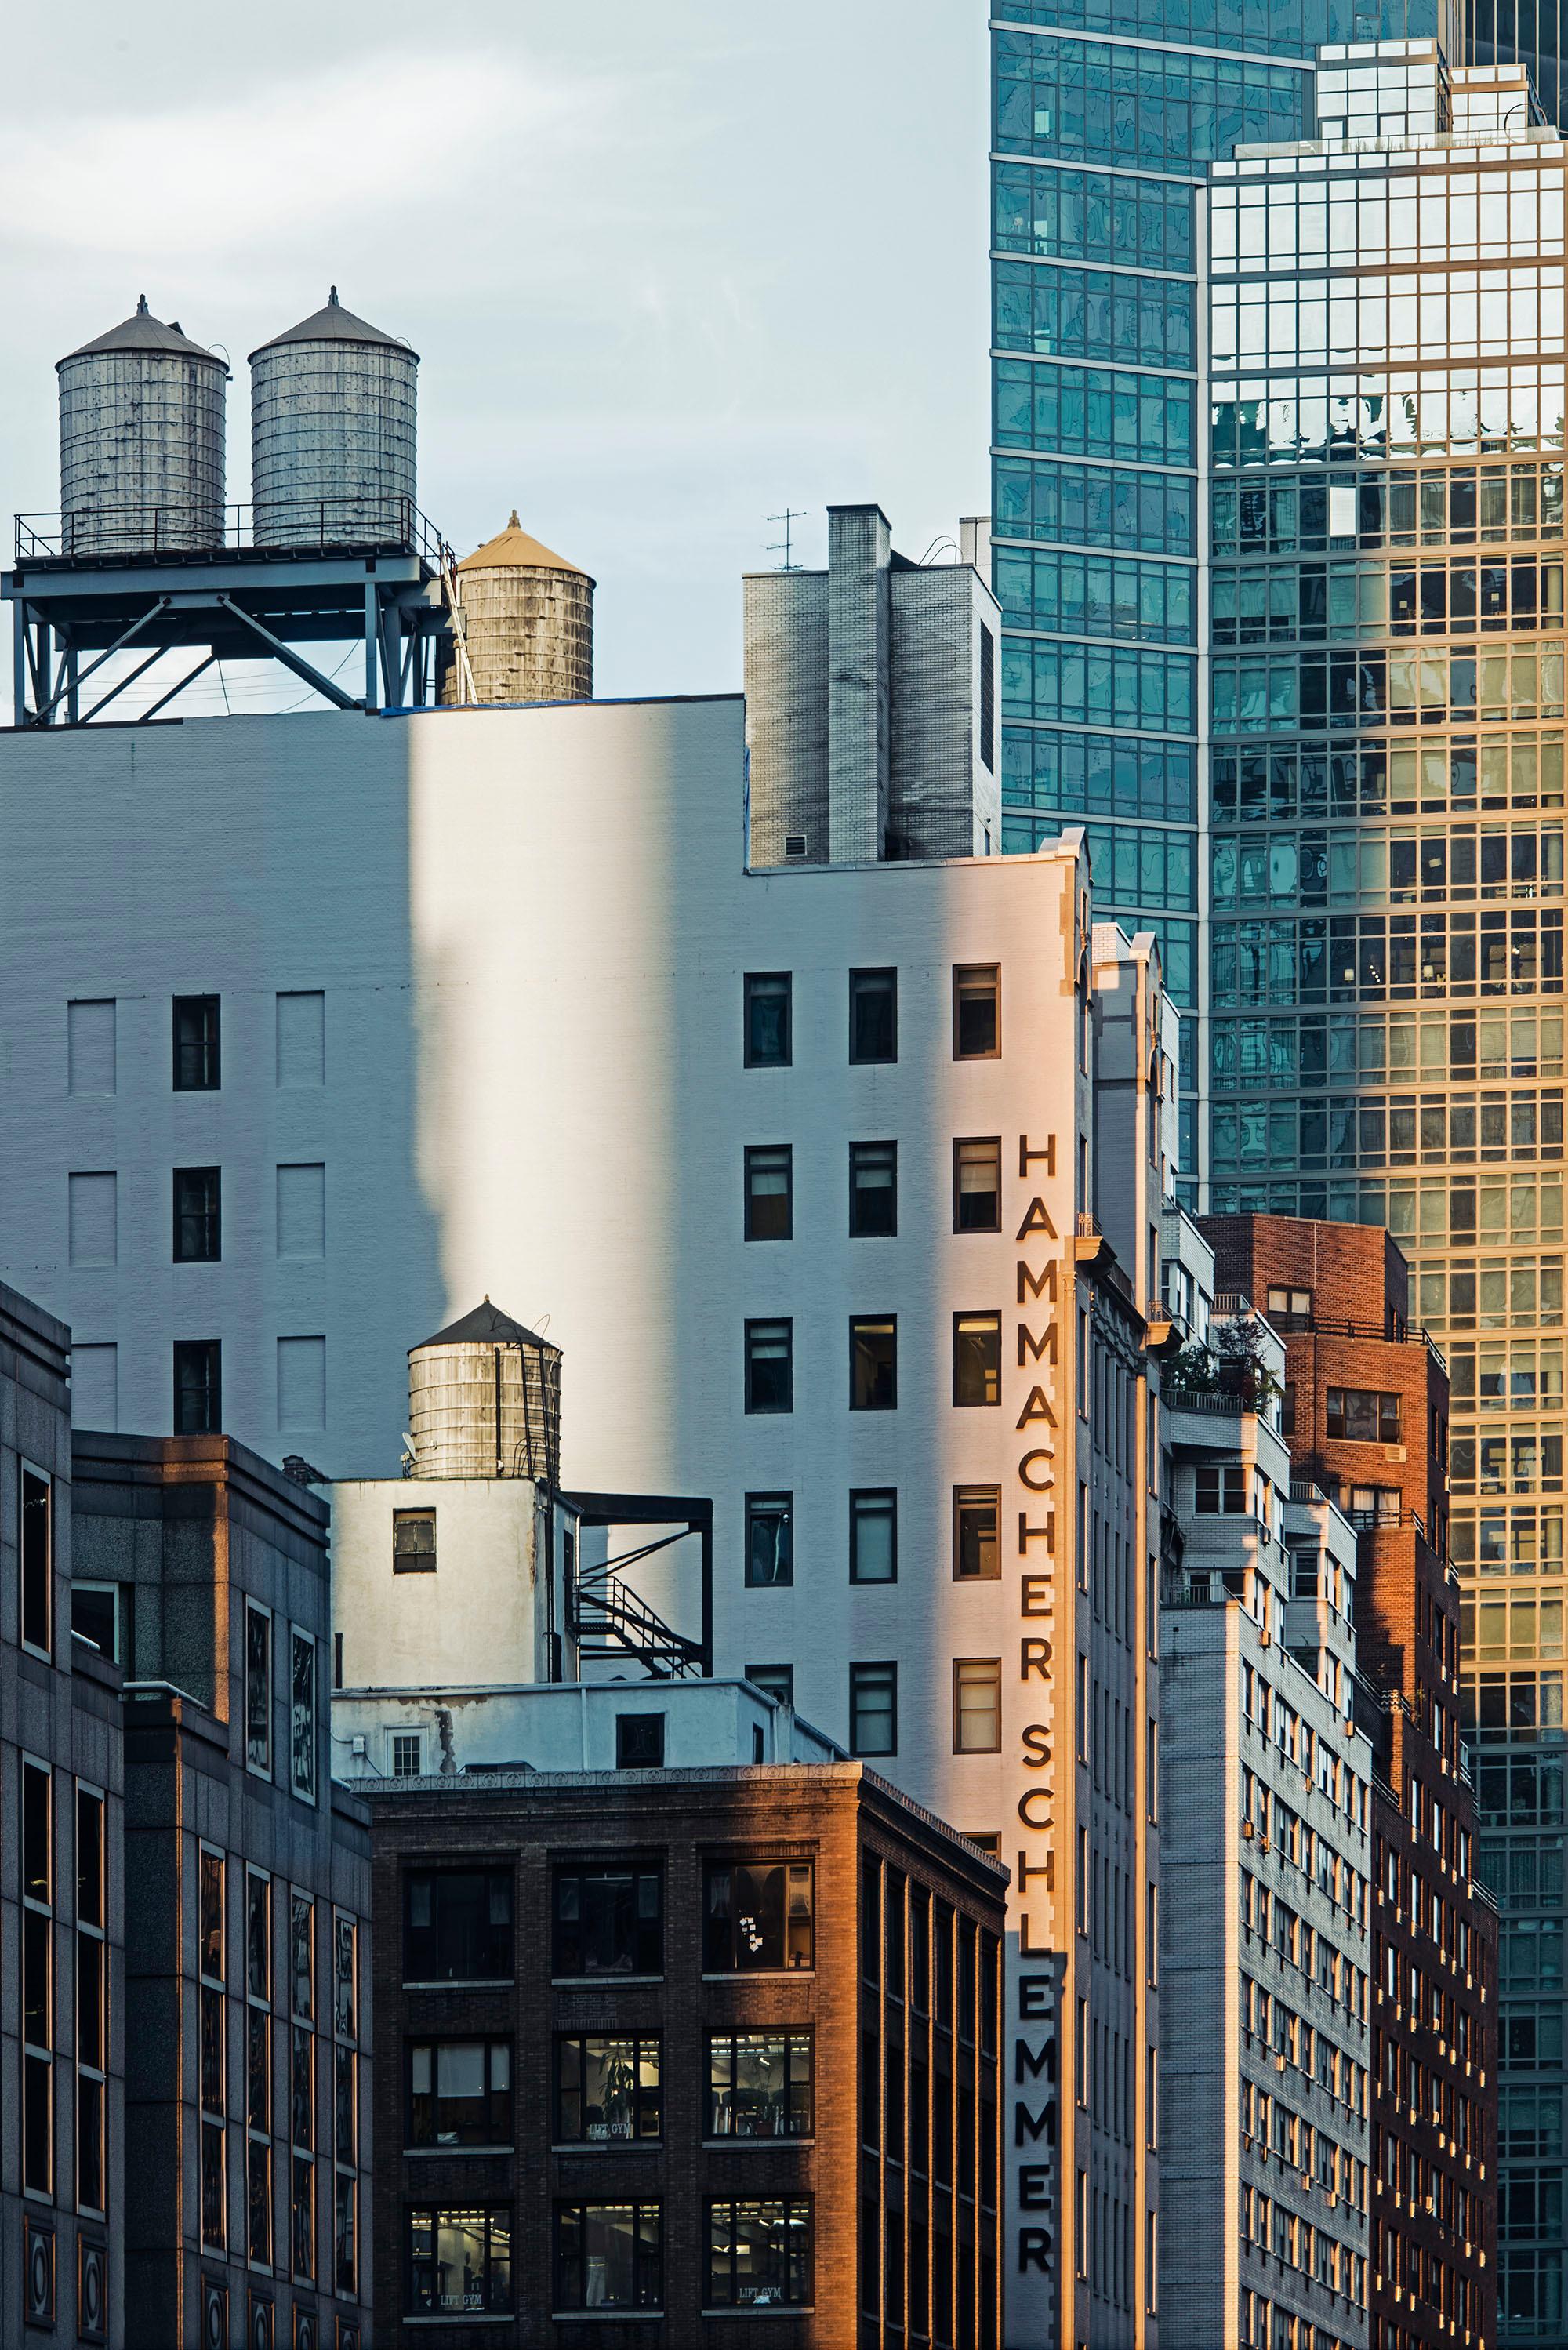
[
  {"left": 361, "top": 1694, "right": 1006, "bottom": 2349},
  {"left": 1205, "top": 1215, "right": 1499, "bottom": 2350}
]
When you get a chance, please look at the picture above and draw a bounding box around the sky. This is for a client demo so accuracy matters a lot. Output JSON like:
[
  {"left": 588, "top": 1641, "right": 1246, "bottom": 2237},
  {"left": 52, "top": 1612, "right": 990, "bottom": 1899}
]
[{"left": 2, "top": 0, "right": 988, "bottom": 717}]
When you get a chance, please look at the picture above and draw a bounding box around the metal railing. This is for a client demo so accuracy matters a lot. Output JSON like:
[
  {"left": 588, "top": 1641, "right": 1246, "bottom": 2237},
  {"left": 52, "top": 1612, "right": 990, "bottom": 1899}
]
[{"left": 16, "top": 499, "right": 450, "bottom": 568}]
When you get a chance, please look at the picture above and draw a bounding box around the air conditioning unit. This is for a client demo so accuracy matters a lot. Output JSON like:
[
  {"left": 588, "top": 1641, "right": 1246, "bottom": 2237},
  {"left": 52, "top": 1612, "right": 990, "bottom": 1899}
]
[{"left": 1243, "top": 1820, "right": 1255, "bottom": 1839}]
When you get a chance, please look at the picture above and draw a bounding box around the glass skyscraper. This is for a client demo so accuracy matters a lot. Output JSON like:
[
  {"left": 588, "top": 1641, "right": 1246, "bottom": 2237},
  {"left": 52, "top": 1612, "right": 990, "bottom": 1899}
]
[{"left": 1472, "top": 0, "right": 1568, "bottom": 130}]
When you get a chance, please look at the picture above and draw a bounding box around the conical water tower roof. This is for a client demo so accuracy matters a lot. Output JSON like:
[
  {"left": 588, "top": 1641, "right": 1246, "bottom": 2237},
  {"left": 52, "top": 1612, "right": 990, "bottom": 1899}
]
[
  {"left": 59, "top": 294, "right": 227, "bottom": 370},
  {"left": 249, "top": 287, "right": 417, "bottom": 362},
  {"left": 457, "top": 510, "right": 593, "bottom": 583},
  {"left": 412, "top": 1296, "right": 557, "bottom": 1353}
]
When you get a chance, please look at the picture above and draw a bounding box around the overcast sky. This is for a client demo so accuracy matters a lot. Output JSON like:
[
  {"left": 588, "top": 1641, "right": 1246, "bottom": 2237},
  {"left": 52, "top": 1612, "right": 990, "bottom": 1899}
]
[{"left": 2, "top": 0, "right": 987, "bottom": 716}]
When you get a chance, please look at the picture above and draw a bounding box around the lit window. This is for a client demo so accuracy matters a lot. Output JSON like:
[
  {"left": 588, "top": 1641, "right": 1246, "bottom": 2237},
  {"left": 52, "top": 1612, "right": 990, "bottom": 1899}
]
[
  {"left": 708, "top": 2032, "right": 813, "bottom": 2139},
  {"left": 953, "top": 1313, "right": 1002, "bottom": 1407},
  {"left": 408, "top": 2207, "right": 514, "bottom": 2315},
  {"left": 953, "top": 1659, "right": 1003, "bottom": 1753},
  {"left": 706, "top": 2198, "right": 813, "bottom": 2308},
  {"left": 408, "top": 2041, "right": 514, "bottom": 2148},
  {"left": 850, "top": 1317, "right": 897, "bottom": 1410},
  {"left": 555, "top": 2036, "right": 662, "bottom": 2142},
  {"left": 953, "top": 1137, "right": 1003, "bottom": 1232}
]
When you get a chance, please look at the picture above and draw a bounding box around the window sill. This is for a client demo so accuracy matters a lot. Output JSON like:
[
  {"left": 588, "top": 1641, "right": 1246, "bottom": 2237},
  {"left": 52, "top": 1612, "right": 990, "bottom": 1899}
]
[
  {"left": 403, "top": 2317, "right": 514, "bottom": 2327},
  {"left": 553, "top": 2312, "right": 666, "bottom": 2323},
  {"left": 702, "top": 2137, "right": 815, "bottom": 2149},
  {"left": 405, "top": 2145, "right": 516, "bottom": 2158},
  {"left": 401, "top": 1980, "right": 514, "bottom": 1992},
  {"left": 551, "top": 2141, "right": 662, "bottom": 2154},
  {"left": 550, "top": 1976, "right": 665, "bottom": 1989},
  {"left": 700, "top": 1970, "right": 815, "bottom": 1981},
  {"left": 702, "top": 2308, "right": 815, "bottom": 2319}
]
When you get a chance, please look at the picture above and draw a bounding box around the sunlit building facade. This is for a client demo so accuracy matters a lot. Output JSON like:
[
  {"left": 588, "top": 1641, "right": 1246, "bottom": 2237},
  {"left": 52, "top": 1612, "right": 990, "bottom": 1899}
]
[{"left": 1204, "top": 47, "right": 1566, "bottom": 2343}]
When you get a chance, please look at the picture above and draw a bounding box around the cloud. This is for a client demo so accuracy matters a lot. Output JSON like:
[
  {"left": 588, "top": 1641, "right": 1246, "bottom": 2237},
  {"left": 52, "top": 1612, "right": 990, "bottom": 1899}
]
[{"left": 5, "top": 49, "right": 600, "bottom": 261}]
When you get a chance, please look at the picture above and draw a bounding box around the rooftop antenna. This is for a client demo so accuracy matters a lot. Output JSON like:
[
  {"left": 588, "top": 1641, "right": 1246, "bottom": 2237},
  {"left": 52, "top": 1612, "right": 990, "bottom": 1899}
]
[{"left": 767, "top": 508, "right": 806, "bottom": 571}]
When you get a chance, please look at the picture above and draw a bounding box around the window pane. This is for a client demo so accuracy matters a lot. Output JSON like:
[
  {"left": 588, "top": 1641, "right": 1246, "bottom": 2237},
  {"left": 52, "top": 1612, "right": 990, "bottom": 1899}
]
[
  {"left": 954, "top": 965, "right": 1000, "bottom": 1057},
  {"left": 393, "top": 1508, "right": 437, "bottom": 1572},
  {"left": 954, "top": 1660, "right": 1003, "bottom": 1753},
  {"left": 850, "top": 1142, "right": 898, "bottom": 1237},
  {"left": 851, "top": 1664, "right": 898, "bottom": 1756},
  {"left": 746, "top": 1321, "right": 793, "bottom": 1413},
  {"left": 850, "top": 1491, "right": 897, "bottom": 1583},
  {"left": 954, "top": 1488, "right": 1001, "bottom": 1578},
  {"left": 851, "top": 1318, "right": 897, "bottom": 1409},
  {"left": 954, "top": 1313, "right": 1002, "bottom": 1407},
  {"left": 745, "top": 975, "right": 791, "bottom": 1067},
  {"left": 850, "top": 970, "right": 897, "bottom": 1063},
  {"left": 954, "top": 1139, "right": 1003, "bottom": 1231},
  {"left": 746, "top": 1495, "right": 793, "bottom": 1588},
  {"left": 745, "top": 1146, "right": 792, "bottom": 1241}
]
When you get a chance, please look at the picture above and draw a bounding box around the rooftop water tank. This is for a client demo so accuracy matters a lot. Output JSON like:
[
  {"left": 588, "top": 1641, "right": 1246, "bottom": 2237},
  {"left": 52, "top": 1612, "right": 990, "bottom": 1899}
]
[
  {"left": 437, "top": 511, "right": 595, "bottom": 705},
  {"left": 408, "top": 1298, "right": 562, "bottom": 1481},
  {"left": 249, "top": 288, "right": 417, "bottom": 550},
  {"left": 57, "top": 296, "right": 228, "bottom": 556}
]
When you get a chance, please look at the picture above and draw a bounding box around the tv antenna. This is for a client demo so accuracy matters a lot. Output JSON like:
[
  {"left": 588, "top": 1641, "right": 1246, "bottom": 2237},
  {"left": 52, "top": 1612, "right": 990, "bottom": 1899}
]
[{"left": 767, "top": 508, "right": 807, "bottom": 570}]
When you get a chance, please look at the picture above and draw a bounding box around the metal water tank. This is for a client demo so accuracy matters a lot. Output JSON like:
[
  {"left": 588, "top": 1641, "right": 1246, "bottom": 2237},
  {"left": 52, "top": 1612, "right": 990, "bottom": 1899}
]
[
  {"left": 57, "top": 296, "right": 228, "bottom": 556},
  {"left": 249, "top": 288, "right": 417, "bottom": 550},
  {"left": 408, "top": 1298, "right": 563, "bottom": 1481},
  {"left": 437, "top": 511, "right": 595, "bottom": 704}
]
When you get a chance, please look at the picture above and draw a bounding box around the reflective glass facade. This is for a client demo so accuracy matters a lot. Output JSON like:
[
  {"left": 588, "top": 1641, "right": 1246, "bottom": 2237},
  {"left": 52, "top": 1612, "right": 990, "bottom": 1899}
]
[{"left": 1207, "top": 50, "right": 1566, "bottom": 2342}]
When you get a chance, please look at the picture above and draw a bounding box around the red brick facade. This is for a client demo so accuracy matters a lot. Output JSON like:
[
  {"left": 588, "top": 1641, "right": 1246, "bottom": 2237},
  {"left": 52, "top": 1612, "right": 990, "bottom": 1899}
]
[{"left": 1204, "top": 1215, "right": 1499, "bottom": 2350}]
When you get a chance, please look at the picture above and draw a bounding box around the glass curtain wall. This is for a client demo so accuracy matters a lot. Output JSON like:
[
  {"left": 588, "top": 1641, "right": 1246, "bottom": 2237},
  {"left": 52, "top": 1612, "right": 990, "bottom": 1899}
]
[{"left": 1206, "top": 51, "right": 1568, "bottom": 2342}]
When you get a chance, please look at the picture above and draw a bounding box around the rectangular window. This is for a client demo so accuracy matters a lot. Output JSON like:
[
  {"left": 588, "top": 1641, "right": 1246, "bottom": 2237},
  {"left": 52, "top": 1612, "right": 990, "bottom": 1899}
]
[
  {"left": 980, "top": 620, "right": 996, "bottom": 772},
  {"left": 708, "top": 2032, "right": 814, "bottom": 2139},
  {"left": 849, "top": 968, "right": 898, "bottom": 1064},
  {"left": 554, "top": 2203, "right": 662, "bottom": 2312},
  {"left": 1266, "top": 1286, "right": 1312, "bottom": 1325},
  {"left": 615, "top": 1713, "right": 665, "bottom": 1768},
  {"left": 404, "top": 1869, "right": 514, "bottom": 1983},
  {"left": 745, "top": 1319, "right": 793, "bottom": 1414},
  {"left": 554, "top": 2036, "right": 662, "bottom": 2144},
  {"left": 1326, "top": 1387, "right": 1403, "bottom": 1442},
  {"left": 67, "top": 999, "right": 116, "bottom": 1096},
  {"left": 276, "top": 991, "right": 325, "bottom": 1088},
  {"left": 745, "top": 1146, "right": 792, "bottom": 1241},
  {"left": 77, "top": 1785, "right": 107, "bottom": 2214},
  {"left": 20, "top": 1464, "right": 51, "bottom": 1656},
  {"left": 393, "top": 1508, "right": 437, "bottom": 1573},
  {"left": 68, "top": 1171, "right": 117, "bottom": 1267},
  {"left": 408, "top": 2207, "right": 514, "bottom": 2315},
  {"left": 1195, "top": 1465, "right": 1247, "bottom": 1513},
  {"left": 954, "top": 1312, "right": 1002, "bottom": 1407},
  {"left": 954, "top": 1137, "right": 1003, "bottom": 1232},
  {"left": 245, "top": 1604, "right": 272, "bottom": 1777},
  {"left": 953, "top": 1486, "right": 1001, "bottom": 1579},
  {"left": 704, "top": 1861, "right": 814, "bottom": 1973},
  {"left": 408, "top": 2041, "right": 514, "bottom": 2148},
  {"left": 706, "top": 2198, "right": 813, "bottom": 2308},
  {"left": 290, "top": 1628, "right": 317, "bottom": 1803},
  {"left": 172, "top": 994, "right": 220, "bottom": 1091},
  {"left": 290, "top": 1894, "right": 313, "bottom": 2021},
  {"left": 392, "top": 1733, "right": 423, "bottom": 1778},
  {"left": 850, "top": 1662, "right": 898, "bottom": 1756},
  {"left": 953, "top": 964, "right": 1000, "bottom": 1058},
  {"left": 850, "top": 1489, "right": 898, "bottom": 1583},
  {"left": 851, "top": 1317, "right": 897, "bottom": 1410},
  {"left": 71, "top": 1582, "right": 125, "bottom": 1664},
  {"left": 849, "top": 1142, "right": 898, "bottom": 1237},
  {"left": 246, "top": 1871, "right": 272, "bottom": 2266},
  {"left": 22, "top": 1760, "right": 52, "bottom": 2196},
  {"left": 953, "top": 1659, "right": 1003, "bottom": 1753},
  {"left": 173, "top": 1339, "right": 221, "bottom": 1436},
  {"left": 172, "top": 1165, "right": 221, "bottom": 1262},
  {"left": 744, "top": 973, "right": 792, "bottom": 1067},
  {"left": 745, "top": 1663, "right": 793, "bottom": 1707},
  {"left": 276, "top": 1162, "right": 326, "bottom": 1260},
  {"left": 746, "top": 1493, "right": 793, "bottom": 1587},
  {"left": 552, "top": 1863, "right": 662, "bottom": 1978}
]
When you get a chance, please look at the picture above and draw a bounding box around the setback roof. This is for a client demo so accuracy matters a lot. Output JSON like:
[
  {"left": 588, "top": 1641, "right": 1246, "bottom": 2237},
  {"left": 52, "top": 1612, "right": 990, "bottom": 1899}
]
[
  {"left": 249, "top": 287, "right": 416, "bottom": 361},
  {"left": 412, "top": 1296, "right": 557, "bottom": 1353},
  {"left": 59, "top": 295, "right": 228, "bottom": 371}
]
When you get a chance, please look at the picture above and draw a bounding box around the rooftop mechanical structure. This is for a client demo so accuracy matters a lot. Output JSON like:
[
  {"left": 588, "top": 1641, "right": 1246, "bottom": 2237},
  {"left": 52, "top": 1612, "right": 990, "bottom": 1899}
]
[{"left": 6, "top": 291, "right": 465, "bottom": 726}]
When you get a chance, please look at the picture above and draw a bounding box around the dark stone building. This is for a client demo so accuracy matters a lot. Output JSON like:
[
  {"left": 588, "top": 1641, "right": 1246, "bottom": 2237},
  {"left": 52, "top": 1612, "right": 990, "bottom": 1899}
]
[
  {"left": 0, "top": 1283, "right": 124, "bottom": 2345},
  {"left": 363, "top": 1735, "right": 1006, "bottom": 2348},
  {"left": 1205, "top": 1215, "right": 1499, "bottom": 2350},
  {"left": 71, "top": 1432, "right": 372, "bottom": 2350}
]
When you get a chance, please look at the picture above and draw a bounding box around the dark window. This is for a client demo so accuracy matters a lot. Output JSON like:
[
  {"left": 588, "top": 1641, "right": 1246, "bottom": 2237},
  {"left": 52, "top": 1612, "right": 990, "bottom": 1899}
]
[
  {"left": 708, "top": 2032, "right": 814, "bottom": 2138},
  {"left": 745, "top": 1146, "right": 792, "bottom": 1240},
  {"left": 393, "top": 1509, "right": 437, "bottom": 1573},
  {"left": 953, "top": 964, "right": 1000, "bottom": 1058},
  {"left": 953, "top": 1487, "right": 1001, "bottom": 1579},
  {"left": 745, "top": 1663, "right": 793, "bottom": 1707},
  {"left": 704, "top": 1861, "right": 815, "bottom": 1972},
  {"left": 555, "top": 2036, "right": 662, "bottom": 2143},
  {"left": 953, "top": 1138, "right": 1003, "bottom": 1232},
  {"left": 746, "top": 1494, "right": 793, "bottom": 1587},
  {"left": 1195, "top": 1465, "right": 1247, "bottom": 1513},
  {"left": 849, "top": 1142, "right": 898, "bottom": 1237},
  {"left": 1326, "top": 1387, "right": 1403, "bottom": 1442},
  {"left": 849, "top": 969, "right": 898, "bottom": 1064},
  {"left": 1281, "top": 1380, "right": 1297, "bottom": 1438},
  {"left": 173, "top": 1165, "right": 221, "bottom": 1262},
  {"left": 616, "top": 1713, "right": 665, "bottom": 1768},
  {"left": 245, "top": 1604, "right": 271, "bottom": 1776},
  {"left": 173, "top": 1339, "right": 221, "bottom": 1435},
  {"left": 953, "top": 1659, "right": 1003, "bottom": 1753},
  {"left": 850, "top": 1662, "right": 898, "bottom": 1756},
  {"left": 706, "top": 2198, "right": 813, "bottom": 2308},
  {"left": 979, "top": 621, "right": 996, "bottom": 773},
  {"left": 173, "top": 994, "right": 221, "bottom": 1091},
  {"left": 850, "top": 1489, "right": 897, "bottom": 1584},
  {"left": 953, "top": 1313, "right": 1002, "bottom": 1407},
  {"left": 408, "top": 2207, "right": 513, "bottom": 2315},
  {"left": 20, "top": 1465, "right": 51, "bottom": 1654},
  {"left": 22, "top": 1760, "right": 52, "bottom": 2196},
  {"left": 408, "top": 2041, "right": 513, "bottom": 2148},
  {"left": 745, "top": 1320, "right": 793, "bottom": 1414},
  {"left": 553, "top": 1864, "right": 662, "bottom": 1978},
  {"left": 404, "top": 1869, "right": 514, "bottom": 1983},
  {"left": 744, "top": 973, "right": 791, "bottom": 1068},
  {"left": 71, "top": 1582, "right": 124, "bottom": 1663},
  {"left": 554, "top": 2204, "right": 662, "bottom": 2312},
  {"left": 851, "top": 1317, "right": 897, "bottom": 1410}
]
